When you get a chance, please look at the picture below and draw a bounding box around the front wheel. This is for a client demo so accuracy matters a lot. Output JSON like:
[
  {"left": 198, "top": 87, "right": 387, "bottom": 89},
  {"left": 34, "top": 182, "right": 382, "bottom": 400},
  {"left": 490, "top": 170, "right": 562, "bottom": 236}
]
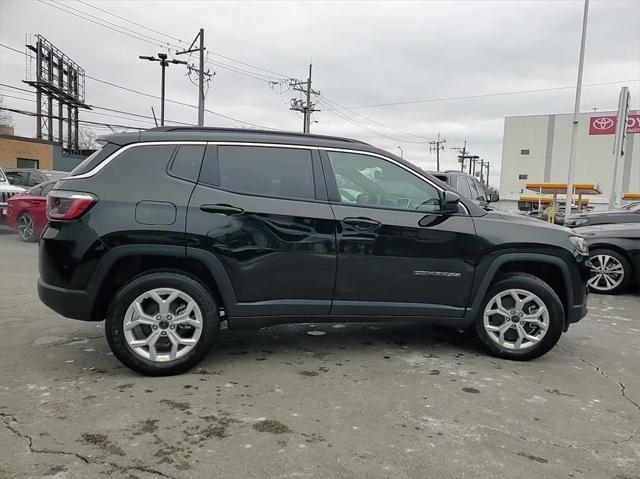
[
  {"left": 587, "top": 249, "right": 631, "bottom": 294},
  {"left": 105, "top": 272, "right": 219, "bottom": 376},
  {"left": 475, "top": 273, "right": 564, "bottom": 361}
]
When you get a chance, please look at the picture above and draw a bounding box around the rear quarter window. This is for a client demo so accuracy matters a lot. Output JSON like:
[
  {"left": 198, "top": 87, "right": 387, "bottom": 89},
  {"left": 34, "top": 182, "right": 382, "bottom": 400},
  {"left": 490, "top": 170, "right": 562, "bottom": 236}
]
[{"left": 69, "top": 143, "right": 121, "bottom": 176}]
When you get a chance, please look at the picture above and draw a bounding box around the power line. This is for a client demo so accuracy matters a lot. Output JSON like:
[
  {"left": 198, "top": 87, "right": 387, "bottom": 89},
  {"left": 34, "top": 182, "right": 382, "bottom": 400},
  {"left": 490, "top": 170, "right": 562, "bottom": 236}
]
[
  {"left": 42, "top": 0, "right": 289, "bottom": 83},
  {"left": 75, "top": 0, "right": 187, "bottom": 45},
  {"left": 0, "top": 44, "right": 276, "bottom": 129},
  {"left": 317, "top": 99, "right": 425, "bottom": 144},
  {"left": 76, "top": 0, "right": 289, "bottom": 78},
  {"left": 327, "top": 79, "right": 640, "bottom": 110},
  {"left": 0, "top": 106, "right": 146, "bottom": 130},
  {"left": 1, "top": 82, "right": 194, "bottom": 126},
  {"left": 37, "top": 0, "right": 173, "bottom": 50},
  {"left": 320, "top": 95, "right": 429, "bottom": 141}
]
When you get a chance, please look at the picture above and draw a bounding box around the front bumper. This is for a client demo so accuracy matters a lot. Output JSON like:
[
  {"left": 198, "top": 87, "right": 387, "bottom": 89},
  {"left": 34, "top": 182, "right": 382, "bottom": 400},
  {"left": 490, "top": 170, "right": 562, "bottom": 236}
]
[{"left": 37, "top": 278, "right": 96, "bottom": 321}]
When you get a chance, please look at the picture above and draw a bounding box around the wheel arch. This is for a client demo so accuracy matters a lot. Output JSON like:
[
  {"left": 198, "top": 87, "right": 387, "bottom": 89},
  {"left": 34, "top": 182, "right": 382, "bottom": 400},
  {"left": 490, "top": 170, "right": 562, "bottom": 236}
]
[
  {"left": 465, "top": 253, "right": 573, "bottom": 327},
  {"left": 87, "top": 245, "right": 237, "bottom": 322}
]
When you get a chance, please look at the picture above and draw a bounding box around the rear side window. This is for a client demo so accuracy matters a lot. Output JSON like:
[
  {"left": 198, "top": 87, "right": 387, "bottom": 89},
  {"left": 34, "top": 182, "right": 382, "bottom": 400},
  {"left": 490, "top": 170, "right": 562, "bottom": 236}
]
[
  {"left": 168, "top": 145, "right": 205, "bottom": 182},
  {"left": 216, "top": 146, "right": 315, "bottom": 200},
  {"left": 69, "top": 143, "right": 120, "bottom": 176}
]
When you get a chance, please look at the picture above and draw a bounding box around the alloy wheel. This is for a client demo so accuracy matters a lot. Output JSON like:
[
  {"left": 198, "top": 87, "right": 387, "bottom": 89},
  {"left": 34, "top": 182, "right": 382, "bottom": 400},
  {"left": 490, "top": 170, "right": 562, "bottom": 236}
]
[
  {"left": 588, "top": 254, "right": 624, "bottom": 292},
  {"left": 483, "top": 288, "right": 550, "bottom": 350},
  {"left": 123, "top": 288, "right": 203, "bottom": 363},
  {"left": 17, "top": 215, "right": 34, "bottom": 241}
]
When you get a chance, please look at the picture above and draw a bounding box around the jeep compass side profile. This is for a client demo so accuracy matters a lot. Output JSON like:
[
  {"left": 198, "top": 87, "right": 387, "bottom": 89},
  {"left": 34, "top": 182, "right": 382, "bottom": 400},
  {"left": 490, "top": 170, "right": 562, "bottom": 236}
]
[{"left": 38, "top": 127, "right": 590, "bottom": 375}]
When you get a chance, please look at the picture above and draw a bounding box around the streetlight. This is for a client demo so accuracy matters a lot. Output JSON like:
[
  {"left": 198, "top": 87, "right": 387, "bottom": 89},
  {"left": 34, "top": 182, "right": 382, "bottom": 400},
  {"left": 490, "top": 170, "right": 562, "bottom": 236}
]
[
  {"left": 139, "top": 53, "right": 187, "bottom": 126},
  {"left": 396, "top": 146, "right": 404, "bottom": 158}
]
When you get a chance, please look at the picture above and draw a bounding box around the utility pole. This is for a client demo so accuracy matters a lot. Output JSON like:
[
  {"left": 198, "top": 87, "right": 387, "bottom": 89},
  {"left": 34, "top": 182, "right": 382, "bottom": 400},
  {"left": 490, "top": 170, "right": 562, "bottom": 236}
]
[
  {"left": 564, "top": 0, "right": 590, "bottom": 219},
  {"left": 452, "top": 141, "right": 469, "bottom": 172},
  {"left": 609, "top": 87, "right": 630, "bottom": 208},
  {"left": 468, "top": 155, "right": 480, "bottom": 176},
  {"left": 139, "top": 53, "right": 187, "bottom": 126},
  {"left": 177, "top": 29, "right": 214, "bottom": 126},
  {"left": 428, "top": 132, "right": 446, "bottom": 171},
  {"left": 290, "top": 64, "right": 320, "bottom": 133}
]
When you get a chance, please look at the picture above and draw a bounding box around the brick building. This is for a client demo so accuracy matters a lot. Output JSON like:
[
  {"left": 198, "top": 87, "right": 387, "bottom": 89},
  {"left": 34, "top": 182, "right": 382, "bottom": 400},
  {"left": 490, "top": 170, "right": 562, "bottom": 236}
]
[{"left": 0, "top": 127, "right": 88, "bottom": 172}]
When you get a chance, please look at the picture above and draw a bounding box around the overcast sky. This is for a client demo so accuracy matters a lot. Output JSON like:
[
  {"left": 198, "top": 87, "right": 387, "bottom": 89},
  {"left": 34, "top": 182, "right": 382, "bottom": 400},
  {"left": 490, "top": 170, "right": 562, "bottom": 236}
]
[{"left": 1, "top": 0, "right": 639, "bottom": 186}]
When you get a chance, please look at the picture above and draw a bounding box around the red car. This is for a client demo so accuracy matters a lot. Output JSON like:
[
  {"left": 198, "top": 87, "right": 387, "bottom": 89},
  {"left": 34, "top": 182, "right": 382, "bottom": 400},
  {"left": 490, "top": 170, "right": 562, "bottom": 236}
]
[{"left": 6, "top": 181, "right": 56, "bottom": 242}]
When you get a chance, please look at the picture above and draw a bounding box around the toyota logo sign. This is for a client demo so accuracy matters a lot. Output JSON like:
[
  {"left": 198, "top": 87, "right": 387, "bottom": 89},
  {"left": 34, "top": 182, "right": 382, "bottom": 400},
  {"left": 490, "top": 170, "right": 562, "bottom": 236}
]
[
  {"left": 589, "top": 114, "right": 640, "bottom": 135},
  {"left": 592, "top": 117, "right": 614, "bottom": 130}
]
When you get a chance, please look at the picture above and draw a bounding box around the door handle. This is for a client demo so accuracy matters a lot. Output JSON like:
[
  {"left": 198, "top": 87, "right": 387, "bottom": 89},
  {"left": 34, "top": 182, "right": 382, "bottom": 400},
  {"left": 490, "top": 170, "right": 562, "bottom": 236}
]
[
  {"left": 200, "top": 204, "right": 244, "bottom": 215},
  {"left": 343, "top": 217, "right": 381, "bottom": 229}
]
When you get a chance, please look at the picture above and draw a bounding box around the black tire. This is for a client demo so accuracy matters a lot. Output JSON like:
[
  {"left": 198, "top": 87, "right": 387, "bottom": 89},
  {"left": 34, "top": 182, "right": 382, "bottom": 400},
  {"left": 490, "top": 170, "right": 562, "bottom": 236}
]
[
  {"left": 588, "top": 248, "right": 632, "bottom": 294},
  {"left": 105, "top": 271, "right": 219, "bottom": 376},
  {"left": 17, "top": 213, "right": 37, "bottom": 242},
  {"left": 474, "top": 272, "right": 564, "bottom": 361}
]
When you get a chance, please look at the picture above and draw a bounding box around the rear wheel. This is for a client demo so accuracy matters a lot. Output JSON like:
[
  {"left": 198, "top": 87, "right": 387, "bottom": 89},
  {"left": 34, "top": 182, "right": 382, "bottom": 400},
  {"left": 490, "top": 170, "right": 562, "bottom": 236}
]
[
  {"left": 475, "top": 273, "right": 564, "bottom": 361},
  {"left": 17, "top": 213, "right": 37, "bottom": 242},
  {"left": 105, "top": 271, "right": 219, "bottom": 376},
  {"left": 587, "top": 249, "right": 631, "bottom": 294}
]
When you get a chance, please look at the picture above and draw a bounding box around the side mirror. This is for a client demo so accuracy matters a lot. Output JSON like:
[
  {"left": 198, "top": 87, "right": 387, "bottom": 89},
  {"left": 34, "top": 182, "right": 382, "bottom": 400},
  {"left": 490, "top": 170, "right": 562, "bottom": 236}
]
[
  {"left": 442, "top": 190, "right": 461, "bottom": 214},
  {"left": 489, "top": 192, "right": 500, "bottom": 203}
]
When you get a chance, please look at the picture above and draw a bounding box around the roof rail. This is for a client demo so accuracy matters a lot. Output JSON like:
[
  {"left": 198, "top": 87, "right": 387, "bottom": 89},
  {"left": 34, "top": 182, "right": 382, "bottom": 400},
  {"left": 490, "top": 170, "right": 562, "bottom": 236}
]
[{"left": 146, "top": 126, "right": 369, "bottom": 145}]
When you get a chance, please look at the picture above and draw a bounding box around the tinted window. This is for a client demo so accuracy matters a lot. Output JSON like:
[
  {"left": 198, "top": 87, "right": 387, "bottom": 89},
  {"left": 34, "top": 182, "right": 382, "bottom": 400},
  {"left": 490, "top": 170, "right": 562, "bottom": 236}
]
[
  {"left": 169, "top": 145, "right": 205, "bottom": 182},
  {"left": 217, "top": 146, "right": 315, "bottom": 200},
  {"left": 6, "top": 171, "right": 29, "bottom": 186},
  {"left": 27, "top": 172, "right": 44, "bottom": 186},
  {"left": 327, "top": 151, "right": 440, "bottom": 212},
  {"left": 456, "top": 177, "right": 472, "bottom": 199},
  {"left": 27, "top": 184, "right": 44, "bottom": 196},
  {"left": 70, "top": 143, "right": 120, "bottom": 176},
  {"left": 467, "top": 178, "right": 481, "bottom": 201},
  {"left": 473, "top": 179, "right": 487, "bottom": 201},
  {"left": 41, "top": 182, "right": 55, "bottom": 196}
]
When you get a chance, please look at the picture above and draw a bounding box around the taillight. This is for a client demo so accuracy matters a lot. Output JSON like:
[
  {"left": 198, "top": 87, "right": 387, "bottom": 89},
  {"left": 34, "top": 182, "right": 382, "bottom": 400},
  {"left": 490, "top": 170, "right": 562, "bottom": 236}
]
[{"left": 47, "top": 191, "right": 97, "bottom": 220}]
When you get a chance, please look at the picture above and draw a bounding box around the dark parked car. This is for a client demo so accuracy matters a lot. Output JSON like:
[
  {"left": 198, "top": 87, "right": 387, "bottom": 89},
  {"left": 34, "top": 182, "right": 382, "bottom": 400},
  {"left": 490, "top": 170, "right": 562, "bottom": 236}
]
[
  {"left": 565, "top": 202, "right": 640, "bottom": 228},
  {"left": 574, "top": 223, "right": 640, "bottom": 294},
  {"left": 5, "top": 168, "right": 68, "bottom": 188},
  {"left": 38, "top": 127, "right": 590, "bottom": 375},
  {"left": 6, "top": 180, "right": 57, "bottom": 242},
  {"left": 429, "top": 170, "right": 497, "bottom": 205}
]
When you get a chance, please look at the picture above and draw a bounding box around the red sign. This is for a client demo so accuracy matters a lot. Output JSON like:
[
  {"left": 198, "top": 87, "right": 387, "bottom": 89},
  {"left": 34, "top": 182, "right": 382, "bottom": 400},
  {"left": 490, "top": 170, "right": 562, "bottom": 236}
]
[{"left": 589, "top": 115, "right": 640, "bottom": 135}]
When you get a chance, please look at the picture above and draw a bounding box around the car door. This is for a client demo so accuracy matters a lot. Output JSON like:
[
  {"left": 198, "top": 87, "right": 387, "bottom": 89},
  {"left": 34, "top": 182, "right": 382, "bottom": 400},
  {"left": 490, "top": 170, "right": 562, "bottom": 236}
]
[
  {"left": 186, "top": 143, "right": 337, "bottom": 317},
  {"left": 321, "top": 149, "right": 477, "bottom": 318}
]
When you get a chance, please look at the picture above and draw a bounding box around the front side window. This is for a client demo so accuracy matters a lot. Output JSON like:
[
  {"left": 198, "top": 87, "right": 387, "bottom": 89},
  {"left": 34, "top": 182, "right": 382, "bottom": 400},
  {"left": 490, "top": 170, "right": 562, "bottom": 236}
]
[
  {"left": 327, "top": 151, "right": 441, "bottom": 213},
  {"left": 217, "top": 146, "right": 315, "bottom": 200}
]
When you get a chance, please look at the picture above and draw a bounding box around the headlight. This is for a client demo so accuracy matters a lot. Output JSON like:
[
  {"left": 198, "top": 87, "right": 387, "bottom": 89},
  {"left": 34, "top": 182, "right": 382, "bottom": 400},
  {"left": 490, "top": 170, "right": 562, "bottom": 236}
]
[{"left": 569, "top": 236, "right": 589, "bottom": 255}]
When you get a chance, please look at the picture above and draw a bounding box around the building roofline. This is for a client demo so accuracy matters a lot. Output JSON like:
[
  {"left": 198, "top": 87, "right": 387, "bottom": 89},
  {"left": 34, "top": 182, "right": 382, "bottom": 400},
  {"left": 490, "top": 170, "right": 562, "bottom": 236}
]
[
  {"left": 505, "top": 109, "right": 639, "bottom": 120},
  {"left": 0, "top": 134, "right": 61, "bottom": 146}
]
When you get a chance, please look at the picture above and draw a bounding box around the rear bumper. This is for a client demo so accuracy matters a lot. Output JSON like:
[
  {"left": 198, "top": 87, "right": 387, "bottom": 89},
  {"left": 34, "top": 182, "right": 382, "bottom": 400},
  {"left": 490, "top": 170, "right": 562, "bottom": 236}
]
[{"left": 37, "top": 278, "right": 96, "bottom": 321}]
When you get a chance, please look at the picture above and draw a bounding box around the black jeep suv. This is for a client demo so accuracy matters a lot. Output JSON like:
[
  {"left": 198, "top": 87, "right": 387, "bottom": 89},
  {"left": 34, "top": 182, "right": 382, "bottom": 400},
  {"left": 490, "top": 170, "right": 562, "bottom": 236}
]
[{"left": 38, "top": 127, "right": 590, "bottom": 375}]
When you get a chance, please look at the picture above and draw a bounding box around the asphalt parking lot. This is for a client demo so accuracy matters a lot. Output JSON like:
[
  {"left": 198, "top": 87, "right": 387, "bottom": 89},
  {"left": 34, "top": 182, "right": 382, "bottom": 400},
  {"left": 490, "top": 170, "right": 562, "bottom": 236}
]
[{"left": 0, "top": 228, "right": 639, "bottom": 479}]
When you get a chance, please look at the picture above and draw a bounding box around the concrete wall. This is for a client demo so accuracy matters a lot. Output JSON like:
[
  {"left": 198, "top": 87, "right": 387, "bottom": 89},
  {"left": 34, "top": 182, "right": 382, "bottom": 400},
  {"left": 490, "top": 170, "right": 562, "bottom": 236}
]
[
  {"left": 500, "top": 110, "right": 640, "bottom": 207},
  {"left": 0, "top": 135, "right": 54, "bottom": 170}
]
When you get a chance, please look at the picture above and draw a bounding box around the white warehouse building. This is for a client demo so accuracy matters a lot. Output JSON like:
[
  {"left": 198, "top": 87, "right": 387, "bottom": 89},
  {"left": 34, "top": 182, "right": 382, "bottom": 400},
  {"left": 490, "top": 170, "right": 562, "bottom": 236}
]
[{"left": 499, "top": 110, "right": 639, "bottom": 211}]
